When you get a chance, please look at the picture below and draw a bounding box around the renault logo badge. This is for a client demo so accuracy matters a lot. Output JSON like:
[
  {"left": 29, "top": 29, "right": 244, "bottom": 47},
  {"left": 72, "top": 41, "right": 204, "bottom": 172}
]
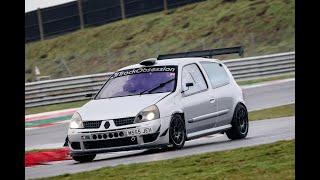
[{"left": 104, "top": 121, "right": 110, "bottom": 129}]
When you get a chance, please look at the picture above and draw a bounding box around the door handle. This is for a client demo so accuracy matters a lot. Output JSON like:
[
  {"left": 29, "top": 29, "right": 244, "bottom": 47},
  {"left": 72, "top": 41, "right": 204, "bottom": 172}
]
[{"left": 209, "top": 98, "right": 216, "bottom": 103}]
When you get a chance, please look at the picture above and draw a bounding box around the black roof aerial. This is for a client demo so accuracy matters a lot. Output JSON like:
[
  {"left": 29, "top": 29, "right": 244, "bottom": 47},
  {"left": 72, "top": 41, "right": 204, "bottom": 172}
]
[{"left": 157, "top": 46, "right": 244, "bottom": 60}]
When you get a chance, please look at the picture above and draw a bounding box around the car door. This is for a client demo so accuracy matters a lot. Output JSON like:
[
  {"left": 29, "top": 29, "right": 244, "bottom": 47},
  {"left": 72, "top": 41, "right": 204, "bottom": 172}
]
[
  {"left": 200, "top": 61, "right": 234, "bottom": 127},
  {"left": 180, "top": 63, "right": 218, "bottom": 134}
]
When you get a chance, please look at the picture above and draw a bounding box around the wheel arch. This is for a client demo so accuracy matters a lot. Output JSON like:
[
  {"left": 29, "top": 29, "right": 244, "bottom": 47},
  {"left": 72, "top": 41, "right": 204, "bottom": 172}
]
[
  {"left": 171, "top": 110, "right": 185, "bottom": 125},
  {"left": 237, "top": 102, "right": 248, "bottom": 112},
  {"left": 230, "top": 101, "right": 248, "bottom": 123}
]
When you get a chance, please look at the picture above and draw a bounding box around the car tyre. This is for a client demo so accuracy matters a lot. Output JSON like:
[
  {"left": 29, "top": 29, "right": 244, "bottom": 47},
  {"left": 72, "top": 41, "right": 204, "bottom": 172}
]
[
  {"left": 169, "top": 114, "right": 186, "bottom": 149},
  {"left": 72, "top": 154, "right": 96, "bottom": 163},
  {"left": 226, "top": 103, "right": 249, "bottom": 140}
]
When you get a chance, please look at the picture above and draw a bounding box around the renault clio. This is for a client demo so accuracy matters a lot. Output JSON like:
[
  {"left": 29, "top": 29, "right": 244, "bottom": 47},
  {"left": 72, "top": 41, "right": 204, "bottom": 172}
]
[{"left": 67, "top": 46, "right": 249, "bottom": 162}]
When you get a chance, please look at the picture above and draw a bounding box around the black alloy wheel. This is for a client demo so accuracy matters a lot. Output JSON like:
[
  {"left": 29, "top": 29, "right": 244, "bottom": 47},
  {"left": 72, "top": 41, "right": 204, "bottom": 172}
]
[
  {"left": 226, "top": 103, "right": 249, "bottom": 140},
  {"left": 169, "top": 114, "right": 186, "bottom": 149}
]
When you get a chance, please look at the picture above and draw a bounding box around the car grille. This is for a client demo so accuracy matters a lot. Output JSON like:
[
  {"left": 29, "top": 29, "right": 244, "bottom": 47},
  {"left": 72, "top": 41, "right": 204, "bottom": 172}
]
[
  {"left": 83, "top": 121, "right": 102, "bottom": 129},
  {"left": 83, "top": 137, "right": 138, "bottom": 149},
  {"left": 113, "top": 117, "right": 135, "bottom": 126}
]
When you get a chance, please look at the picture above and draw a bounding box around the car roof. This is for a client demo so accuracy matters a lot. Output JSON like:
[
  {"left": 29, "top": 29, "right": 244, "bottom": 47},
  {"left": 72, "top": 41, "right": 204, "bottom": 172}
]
[{"left": 119, "top": 57, "right": 222, "bottom": 71}]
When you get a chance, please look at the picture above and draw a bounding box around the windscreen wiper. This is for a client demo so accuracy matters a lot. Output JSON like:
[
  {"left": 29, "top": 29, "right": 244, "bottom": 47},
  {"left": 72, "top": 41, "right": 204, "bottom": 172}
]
[{"left": 139, "top": 78, "right": 175, "bottom": 95}]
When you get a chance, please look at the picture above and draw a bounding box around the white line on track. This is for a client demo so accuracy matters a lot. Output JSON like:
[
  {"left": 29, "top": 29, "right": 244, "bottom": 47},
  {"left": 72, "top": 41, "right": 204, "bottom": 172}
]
[{"left": 241, "top": 78, "right": 294, "bottom": 90}]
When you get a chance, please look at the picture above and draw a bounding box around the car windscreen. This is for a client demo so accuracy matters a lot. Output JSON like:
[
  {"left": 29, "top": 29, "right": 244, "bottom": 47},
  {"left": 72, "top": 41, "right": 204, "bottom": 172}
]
[{"left": 95, "top": 66, "right": 177, "bottom": 99}]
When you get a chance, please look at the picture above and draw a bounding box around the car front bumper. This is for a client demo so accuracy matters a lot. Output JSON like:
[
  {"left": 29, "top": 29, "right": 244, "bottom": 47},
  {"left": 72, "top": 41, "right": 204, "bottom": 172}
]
[{"left": 67, "top": 116, "right": 171, "bottom": 156}]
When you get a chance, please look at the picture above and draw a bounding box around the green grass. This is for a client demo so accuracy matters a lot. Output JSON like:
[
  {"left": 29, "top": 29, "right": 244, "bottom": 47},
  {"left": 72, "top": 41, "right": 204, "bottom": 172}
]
[
  {"left": 39, "top": 140, "right": 294, "bottom": 180},
  {"left": 249, "top": 104, "right": 295, "bottom": 121},
  {"left": 237, "top": 73, "right": 294, "bottom": 86},
  {"left": 25, "top": 0, "right": 295, "bottom": 82},
  {"left": 25, "top": 115, "right": 73, "bottom": 127},
  {"left": 25, "top": 100, "right": 88, "bottom": 115}
]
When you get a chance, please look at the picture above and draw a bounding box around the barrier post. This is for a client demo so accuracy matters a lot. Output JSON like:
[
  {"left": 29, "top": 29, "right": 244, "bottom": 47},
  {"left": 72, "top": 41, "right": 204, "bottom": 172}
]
[
  {"left": 120, "top": 0, "right": 126, "bottom": 19},
  {"left": 163, "top": 0, "right": 168, "bottom": 14},
  {"left": 36, "top": 8, "right": 44, "bottom": 40},
  {"left": 77, "top": 0, "right": 85, "bottom": 29}
]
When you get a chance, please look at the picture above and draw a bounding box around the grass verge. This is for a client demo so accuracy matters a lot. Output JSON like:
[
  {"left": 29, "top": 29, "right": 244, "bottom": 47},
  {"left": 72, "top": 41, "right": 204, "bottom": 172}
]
[
  {"left": 39, "top": 140, "right": 294, "bottom": 180},
  {"left": 249, "top": 104, "right": 295, "bottom": 121},
  {"left": 25, "top": 115, "right": 73, "bottom": 127},
  {"left": 237, "top": 73, "right": 294, "bottom": 86},
  {"left": 25, "top": 100, "right": 88, "bottom": 115}
]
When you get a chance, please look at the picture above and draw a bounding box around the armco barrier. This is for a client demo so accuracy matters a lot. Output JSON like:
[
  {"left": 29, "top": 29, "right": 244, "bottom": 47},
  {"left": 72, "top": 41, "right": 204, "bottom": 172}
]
[{"left": 25, "top": 52, "right": 295, "bottom": 108}]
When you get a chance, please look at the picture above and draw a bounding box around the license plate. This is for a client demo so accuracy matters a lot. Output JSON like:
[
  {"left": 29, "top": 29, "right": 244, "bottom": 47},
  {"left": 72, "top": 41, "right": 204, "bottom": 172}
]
[{"left": 127, "top": 127, "right": 152, "bottom": 136}]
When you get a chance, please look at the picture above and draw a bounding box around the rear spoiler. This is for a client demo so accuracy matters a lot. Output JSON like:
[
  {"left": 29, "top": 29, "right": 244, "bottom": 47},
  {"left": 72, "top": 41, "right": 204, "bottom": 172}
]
[{"left": 157, "top": 46, "right": 244, "bottom": 60}]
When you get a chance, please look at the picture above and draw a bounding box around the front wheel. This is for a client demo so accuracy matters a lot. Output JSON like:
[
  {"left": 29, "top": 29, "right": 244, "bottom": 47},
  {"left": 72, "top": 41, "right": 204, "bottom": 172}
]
[
  {"left": 72, "top": 154, "right": 96, "bottom": 163},
  {"left": 226, "top": 103, "right": 249, "bottom": 140},
  {"left": 169, "top": 114, "right": 186, "bottom": 150}
]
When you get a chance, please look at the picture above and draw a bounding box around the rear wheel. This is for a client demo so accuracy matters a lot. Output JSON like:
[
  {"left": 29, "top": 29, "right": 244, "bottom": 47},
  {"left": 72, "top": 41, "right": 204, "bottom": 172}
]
[
  {"left": 226, "top": 103, "right": 249, "bottom": 140},
  {"left": 169, "top": 114, "right": 186, "bottom": 149},
  {"left": 72, "top": 154, "right": 96, "bottom": 163}
]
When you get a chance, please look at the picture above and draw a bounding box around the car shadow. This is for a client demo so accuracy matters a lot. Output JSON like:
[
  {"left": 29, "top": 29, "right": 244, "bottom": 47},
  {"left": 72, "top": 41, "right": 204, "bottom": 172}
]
[
  {"left": 72, "top": 137, "right": 253, "bottom": 165},
  {"left": 184, "top": 137, "right": 253, "bottom": 150}
]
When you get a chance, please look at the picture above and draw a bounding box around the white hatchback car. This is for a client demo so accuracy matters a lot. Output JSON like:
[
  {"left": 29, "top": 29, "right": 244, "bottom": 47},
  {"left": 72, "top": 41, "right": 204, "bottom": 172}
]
[{"left": 67, "top": 47, "right": 249, "bottom": 162}]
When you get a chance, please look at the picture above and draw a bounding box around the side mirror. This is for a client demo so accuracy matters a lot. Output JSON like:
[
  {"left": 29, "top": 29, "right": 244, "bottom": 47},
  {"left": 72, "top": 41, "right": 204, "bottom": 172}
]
[
  {"left": 85, "top": 93, "right": 94, "bottom": 98},
  {"left": 186, "top": 82, "right": 194, "bottom": 87},
  {"left": 182, "top": 82, "right": 194, "bottom": 94}
]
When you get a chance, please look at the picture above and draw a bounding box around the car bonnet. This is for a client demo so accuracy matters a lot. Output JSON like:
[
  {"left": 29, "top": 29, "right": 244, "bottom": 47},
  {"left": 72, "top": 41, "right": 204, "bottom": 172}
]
[{"left": 77, "top": 92, "right": 170, "bottom": 121}]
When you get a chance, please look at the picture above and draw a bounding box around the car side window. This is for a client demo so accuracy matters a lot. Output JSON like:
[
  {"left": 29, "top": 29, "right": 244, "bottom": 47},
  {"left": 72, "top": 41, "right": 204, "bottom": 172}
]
[
  {"left": 200, "top": 61, "right": 230, "bottom": 88},
  {"left": 181, "top": 63, "right": 208, "bottom": 96}
]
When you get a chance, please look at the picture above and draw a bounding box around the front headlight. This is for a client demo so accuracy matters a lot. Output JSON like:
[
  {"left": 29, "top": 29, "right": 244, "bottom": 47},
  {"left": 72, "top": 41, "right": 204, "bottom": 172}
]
[
  {"left": 134, "top": 105, "right": 160, "bottom": 123},
  {"left": 69, "top": 112, "right": 84, "bottom": 129}
]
